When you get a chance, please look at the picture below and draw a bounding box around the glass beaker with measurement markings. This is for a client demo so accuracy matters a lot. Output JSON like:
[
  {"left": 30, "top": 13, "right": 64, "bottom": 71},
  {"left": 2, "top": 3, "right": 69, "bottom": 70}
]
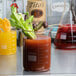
[
  {"left": 0, "top": 30, "right": 17, "bottom": 55},
  {"left": 23, "top": 30, "right": 51, "bottom": 71},
  {"left": 54, "top": 24, "right": 76, "bottom": 50},
  {"left": 54, "top": 1, "right": 76, "bottom": 50}
]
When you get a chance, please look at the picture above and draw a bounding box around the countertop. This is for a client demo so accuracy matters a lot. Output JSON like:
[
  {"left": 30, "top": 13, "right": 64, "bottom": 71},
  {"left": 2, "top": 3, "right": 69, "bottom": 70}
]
[{"left": 0, "top": 43, "right": 76, "bottom": 75}]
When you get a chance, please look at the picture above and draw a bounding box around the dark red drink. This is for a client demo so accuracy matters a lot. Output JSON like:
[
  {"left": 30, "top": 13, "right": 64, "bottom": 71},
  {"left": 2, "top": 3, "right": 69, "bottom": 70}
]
[
  {"left": 54, "top": 24, "right": 76, "bottom": 49},
  {"left": 23, "top": 35, "right": 51, "bottom": 71}
]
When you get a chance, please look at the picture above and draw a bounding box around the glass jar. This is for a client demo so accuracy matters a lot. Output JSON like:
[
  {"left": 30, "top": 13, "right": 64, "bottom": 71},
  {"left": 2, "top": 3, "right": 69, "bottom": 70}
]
[
  {"left": 54, "top": 24, "right": 76, "bottom": 50},
  {"left": 54, "top": 0, "right": 76, "bottom": 50},
  {"left": 0, "top": 29, "right": 17, "bottom": 55},
  {"left": 23, "top": 30, "right": 51, "bottom": 71},
  {"left": 0, "top": 54, "right": 17, "bottom": 74}
]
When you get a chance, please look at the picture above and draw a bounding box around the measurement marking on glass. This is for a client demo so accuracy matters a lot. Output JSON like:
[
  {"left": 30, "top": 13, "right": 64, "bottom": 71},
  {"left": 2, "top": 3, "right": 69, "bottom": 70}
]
[
  {"left": 60, "top": 33, "right": 66, "bottom": 40},
  {"left": 38, "top": 50, "right": 49, "bottom": 52},
  {"left": 12, "top": 44, "right": 15, "bottom": 46},
  {"left": 39, "top": 44, "right": 49, "bottom": 47},
  {"left": 1, "top": 45, "right": 7, "bottom": 49},
  {"left": 28, "top": 55, "right": 37, "bottom": 62}
]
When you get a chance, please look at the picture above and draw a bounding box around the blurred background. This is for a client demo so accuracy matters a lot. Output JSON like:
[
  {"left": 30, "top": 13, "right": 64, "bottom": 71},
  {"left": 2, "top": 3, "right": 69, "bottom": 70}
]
[
  {"left": 0, "top": 0, "right": 73, "bottom": 44},
  {"left": 0, "top": 0, "right": 70, "bottom": 25}
]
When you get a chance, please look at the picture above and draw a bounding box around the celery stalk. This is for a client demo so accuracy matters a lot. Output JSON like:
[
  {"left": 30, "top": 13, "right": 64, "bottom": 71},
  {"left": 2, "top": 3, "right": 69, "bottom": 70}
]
[{"left": 10, "top": 6, "right": 37, "bottom": 39}]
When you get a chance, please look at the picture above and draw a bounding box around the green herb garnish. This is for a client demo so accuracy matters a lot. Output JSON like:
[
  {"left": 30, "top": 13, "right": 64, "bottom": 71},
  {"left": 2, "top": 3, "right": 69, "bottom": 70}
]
[{"left": 10, "top": 6, "right": 37, "bottom": 39}]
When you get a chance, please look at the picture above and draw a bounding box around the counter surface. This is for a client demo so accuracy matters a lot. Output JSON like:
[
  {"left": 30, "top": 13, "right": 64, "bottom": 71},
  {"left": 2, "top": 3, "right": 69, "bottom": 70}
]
[{"left": 0, "top": 43, "right": 76, "bottom": 75}]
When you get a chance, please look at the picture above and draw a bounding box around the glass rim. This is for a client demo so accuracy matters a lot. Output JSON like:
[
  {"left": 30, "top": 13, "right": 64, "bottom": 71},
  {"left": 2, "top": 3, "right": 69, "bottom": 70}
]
[
  {"left": 16, "top": 28, "right": 51, "bottom": 33},
  {"left": 22, "top": 29, "right": 51, "bottom": 34},
  {"left": 48, "top": 24, "right": 76, "bottom": 29}
]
